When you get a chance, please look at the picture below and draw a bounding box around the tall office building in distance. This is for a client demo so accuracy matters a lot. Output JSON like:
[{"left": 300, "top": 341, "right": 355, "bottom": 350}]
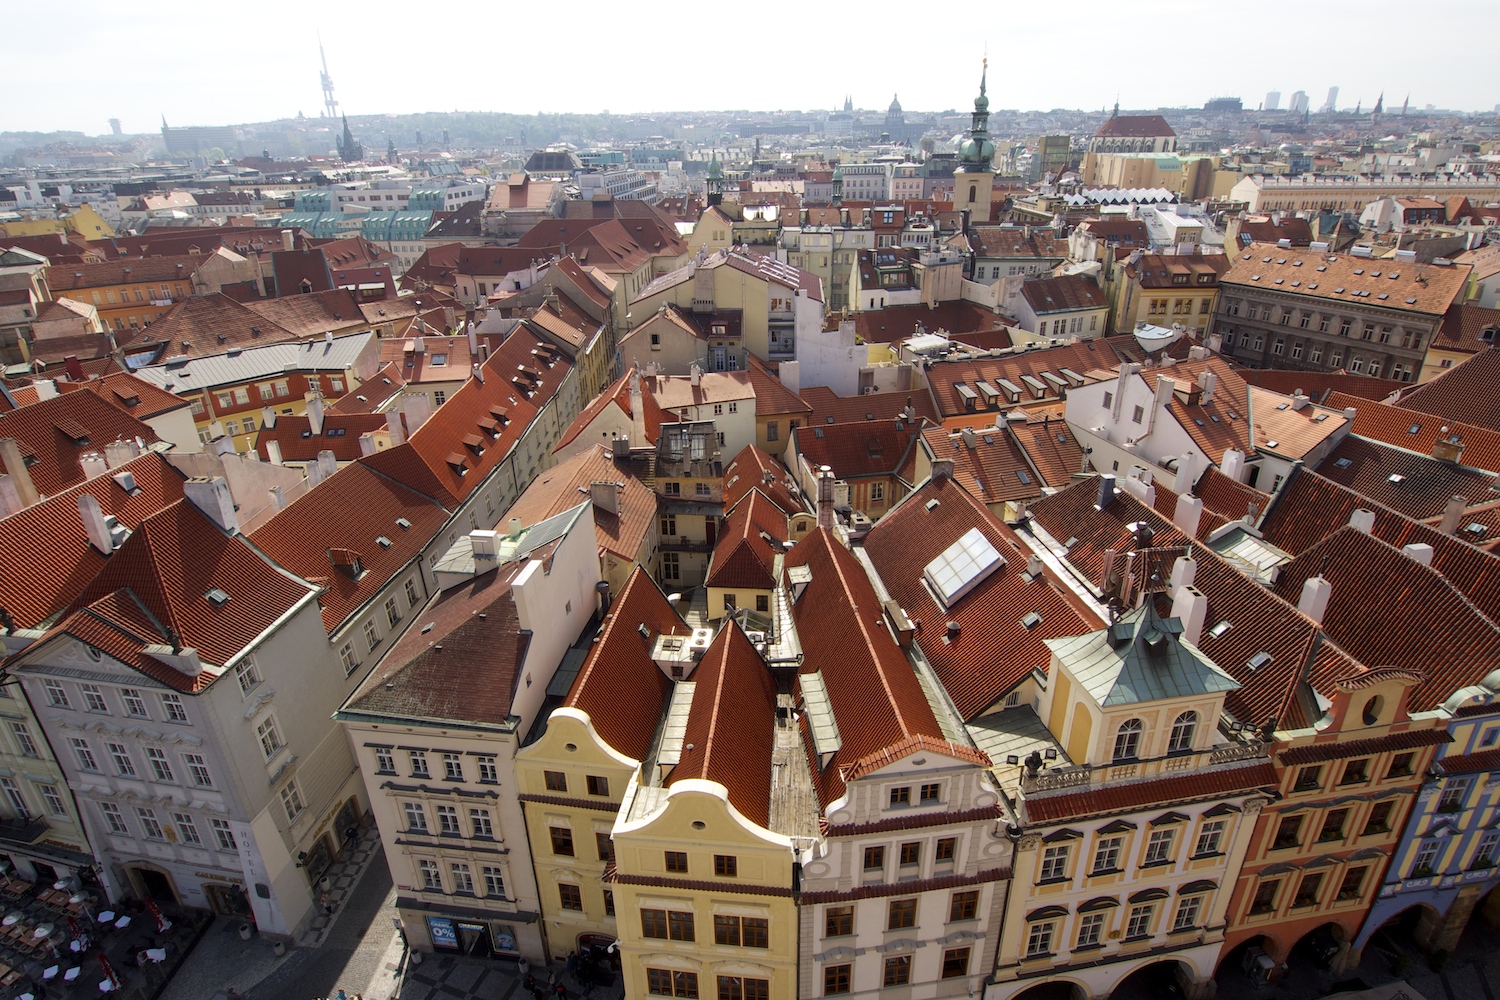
[
  {"left": 1322, "top": 85, "right": 1339, "bottom": 112},
  {"left": 1265, "top": 89, "right": 1281, "bottom": 111}
]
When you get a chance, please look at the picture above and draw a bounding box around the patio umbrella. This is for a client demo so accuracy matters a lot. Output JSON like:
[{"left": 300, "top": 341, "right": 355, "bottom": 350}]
[
  {"left": 144, "top": 899, "right": 171, "bottom": 934},
  {"left": 97, "top": 951, "right": 121, "bottom": 991}
]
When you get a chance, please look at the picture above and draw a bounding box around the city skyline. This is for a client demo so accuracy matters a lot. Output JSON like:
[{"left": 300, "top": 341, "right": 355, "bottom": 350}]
[{"left": 5, "top": 0, "right": 1496, "bottom": 135}]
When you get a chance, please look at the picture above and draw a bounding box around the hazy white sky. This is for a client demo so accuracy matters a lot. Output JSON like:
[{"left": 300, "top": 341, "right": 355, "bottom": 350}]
[{"left": 6, "top": 0, "right": 1495, "bottom": 135}]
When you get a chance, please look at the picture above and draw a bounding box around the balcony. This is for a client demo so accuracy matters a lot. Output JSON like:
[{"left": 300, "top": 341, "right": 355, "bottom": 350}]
[{"left": 0, "top": 816, "right": 51, "bottom": 847}]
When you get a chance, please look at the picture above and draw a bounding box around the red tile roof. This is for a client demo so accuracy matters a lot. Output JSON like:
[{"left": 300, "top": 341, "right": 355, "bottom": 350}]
[
  {"left": 507, "top": 445, "right": 658, "bottom": 563},
  {"left": 554, "top": 369, "right": 673, "bottom": 453},
  {"left": 665, "top": 622, "right": 778, "bottom": 827},
  {"left": 864, "top": 475, "right": 1100, "bottom": 719},
  {"left": 723, "top": 444, "right": 803, "bottom": 516},
  {"left": 1026, "top": 762, "right": 1276, "bottom": 824},
  {"left": 792, "top": 420, "right": 925, "bottom": 482},
  {"left": 1316, "top": 435, "right": 1497, "bottom": 520},
  {"left": 0, "top": 452, "right": 185, "bottom": 629},
  {"left": 1092, "top": 114, "right": 1176, "bottom": 139},
  {"left": 1398, "top": 344, "right": 1500, "bottom": 432},
  {"left": 1138, "top": 357, "right": 1255, "bottom": 461},
  {"left": 342, "top": 560, "right": 531, "bottom": 726},
  {"left": 743, "top": 355, "right": 813, "bottom": 417},
  {"left": 706, "top": 490, "right": 786, "bottom": 590},
  {"left": 1331, "top": 391, "right": 1500, "bottom": 475},
  {"left": 968, "top": 228, "right": 1068, "bottom": 260},
  {"left": 925, "top": 341, "right": 1122, "bottom": 419},
  {"left": 329, "top": 362, "right": 405, "bottom": 414},
  {"left": 564, "top": 567, "right": 684, "bottom": 762},
  {"left": 51, "top": 499, "right": 316, "bottom": 691},
  {"left": 248, "top": 462, "right": 448, "bottom": 633},
  {"left": 252, "top": 412, "right": 391, "bottom": 464},
  {"left": 1122, "top": 254, "right": 1230, "bottom": 289},
  {"left": 800, "top": 386, "right": 937, "bottom": 428},
  {"left": 1236, "top": 367, "right": 1404, "bottom": 404},
  {"left": 360, "top": 331, "right": 572, "bottom": 507},
  {"left": 0, "top": 390, "right": 161, "bottom": 497},
  {"left": 1008, "top": 415, "right": 1088, "bottom": 489},
  {"left": 1222, "top": 245, "right": 1470, "bottom": 319},
  {"left": 1270, "top": 526, "right": 1500, "bottom": 712},
  {"left": 47, "top": 255, "right": 209, "bottom": 291},
  {"left": 1279, "top": 728, "right": 1454, "bottom": 767},
  {"left": 1020, "top": 274, "right": 1107, "bottom": 315},
  {"left": 788, "top": 529, "right": 956, "bottom": 806},
  {"left": 131, "top": 293, "right": 295, "bottom": 362},
  {"left": 920, "top": 427, "right": 1046, "bottom": 505},
  {"left": 1437, "top": 746, "right": 1500, "bottom": 775},
  {"left": 550, "top": 257, "right": 614, "bottom": 313},
  {"left": 846, "top": 303, "right": 1012, "bottom": 344},
  {"left": 399, "top": 243, "right": 464, "bottom": 292},
  {"left": 58, "top": 371, "right": 188, "bottom": 420}
]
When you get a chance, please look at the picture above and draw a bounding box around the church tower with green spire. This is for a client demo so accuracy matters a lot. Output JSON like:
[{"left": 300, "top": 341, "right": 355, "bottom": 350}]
[
  {"left": 954, "top": 60, "right": 997, "bottom": 224},
  {"left": 706, "top": 151, "right": 724, "bottom": 208}
]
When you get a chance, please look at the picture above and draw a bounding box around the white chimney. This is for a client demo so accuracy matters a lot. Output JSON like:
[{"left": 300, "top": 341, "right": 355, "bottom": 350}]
[
  {"left": 590, "top": 480, "right": 620, "bottom": 515},
  {"left": 77, "top": 493, "right": 114, "bottom": 555},
  {"left": 1402, "top": 542, "right": 1435, "bottom": 566},
  {"left": 1221, "top": 448, "right": 1245, "bottom": 482},
  {"left": 79, "top": 451, "right": 108, "bottom": 480},
  {"left": 305, "top": 392, "right": 326, "bottom": 435},
  {"left": 385, "top": 410, "right": 406, "bottom": 447},
  {"left": 0, "top": 476, "right": 23, "bottom": 519},
  {"left": 1171, "top": 584, "right": 1208, "bottom": 646},
  {"left": 317, "top": 450, "right": 337, "bottom": 480},
  {"left": 145, "top": 645, "right": 202, "bottom": 677},
  {"left": 470, "top": 530, "right": 499, "bottom": 561},
  {"left": 1119, "top": 475, "right": 1155, "bottom": 507},
  {"left": 467, "top": 323, "right": 479, "bottom": 356},
  {"left": 403, "top": 393, "right": 432, "bottom": 431},
  {"left": 182, "top": 476, "right": 238, "bottom": 534},
  {"left": 104, "top": 440, "right": 137, "bottom": 470},
  {"left": 689, "top": 363, "right": 702, "bottom": 387},
  {"left": 33, "top": 380, "right": 58, "bottom": 401},
  {"left": 1298, "top": 575, "right": 1332, "bottom": 623},
  {"left": 507, "top": 516, "right": 523, "bottom": 539},
  {"left": 1349, "top": 508, "right": 1376, "bottom": 533},
  {"left": 1291, "top": 392, "right": 1310, "bottom": 411},
  {"left": 1168, "top": 555, "right": 1197, "bottom": 592},
  {"left": 1198, "top": 370, "right": 1217, "bottom": 404},
  {"left": 358, "top": 433, "right": 378, "bottom": 457},
  {"left": 0, "top": 439, "right": 38, "bottom": 509},
  {"left": 261, "top": 406, "right": 277, "bottom": 430},
  {"left": 1173, "top": 494, "right": 1204, "bottom": 538},
  {"left": 268, "top": 485, "right": 287, "bottom": 510},
  {"left": 281, "top": 228, "right": 294, "bottom": 252},
  {"left": 1439, "top": 494, "right": 1466, "bottom": 534},
  {"left": 265, "top": 439, "right": 284, "bottom": 466},
  {"left": 1172, "top": 456, "right": 1194, "bottom": 495}
]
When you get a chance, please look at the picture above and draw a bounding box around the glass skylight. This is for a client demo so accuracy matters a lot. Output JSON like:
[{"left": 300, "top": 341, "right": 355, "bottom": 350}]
[{"left": 923, "top": 527, "right": 1004, "bottom": 607}]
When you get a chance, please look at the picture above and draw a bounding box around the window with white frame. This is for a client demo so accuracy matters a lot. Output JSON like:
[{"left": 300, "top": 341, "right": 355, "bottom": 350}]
[
  {"left": 409, "top": 751, "right": 430, "bottom": 778},
  {"left": 174, "top": 812, "right": 201, "bottom": 845},
  {"left": 436, "top": 805, "right": 460, "bottom": 835},
  {"left": 183, "top": 753, "right": 213, "bottom": 787},
  {"left": 9, "top": 723, "right": 37, "bottom": 759},
  {"left": 419, "top": 859, "right": 442, "bottom": 890},
  {"left": 470, "top": 808, "right": 494, "bottom": 838},
  {"left": 145, "top": 748, "right": 174, "bottom": 782},
  {"left": 1040, "top": 845, "right": 1069, "bottom": 881},
  {"left": 483, "top": 866, "right": 505, "bottom": 897},
  {"left": 121, "top": 688, "right": 148, "bottom": 718},
  {"left": 1168, "top": 711, "right": 1197, "bottom": 753},
  {"left": 1474, "top": 831, "right": 1500, "bottom": 869},
  {"left": 404, "top": 578, "right": 419, "bottom": 607},
  {"left": 100, "top": 802, "right": 128, "bottom": 835},
  {"left": 70, "top": 738, "right": 97, "bottom": 772},
  {"left": 1113, "top": 719, "right": 1143, "bottom": 762},
  {"left": 1195, "top": 819, "right": 1226, "bottom": 856},
  {"left": 1025, "top": 920, "right": 1055, "bottom": 957},
  {"left": 81, "top": 684, "right": 108, "bottom": 713},
  {"left": 40, "top": 784, "right": 65, "bottom": 817},
  {"left": 477, "top": 756, "right": 498, "bottom": 783},
  {"left": 384, "top": 598, "right": 400, "bottom": 628},
  {"left": 451, "top": 863, "right": 474, "bottom": 894},
  {"left": 1124, "top": 903, "right": 1154, "bottom": 939},
  {"left": 375, "top": 749, "right": 395, "bottom": 774},
  {"left": 136, "top": 807, "right": 165, "bottom": 840},
  {"left": 1092, "top": 836, "right": 1123, "bottom": 874},
  {"left": 0, "top": 778, "right": 26, "bottom": 818},
  {"left": 161, "top": 693, "right": 188, "bottom": 722},
  {"left": 235, "top": 661, "right": 261, "bottom": 696},
  {"left": 280, "top": 780, "right": 305, "bottom": 822},
  {"left": 211, "top": 818, "right": 237, "bottom": 851},
  {"left": 403, "top": 803, "right": 428, "bottom": 833},
  {"left": 44, "top": 680, "right": 70, "bottom": 709},
  {"left": 1144, "top": 829, "right": 1174, "bottom": 865},
  {"left": 442, "top": 753, "right": 463, "bottom": 781},
  {"left": 107, "top": 743, "right": 136, "bottom": 777},
  {"left": 1076, "top": 911, "right": 1105, "bottom": 948},
  {"left": 256, "top": 718, "right": 284, "bottom": 761},
  {"left": 1172, "top": 895, "right": 1202, "bottom": 931},
  {"left": 339, "top": 643, "right": 358, "bottom": 675},
  {"left": 364, "top": 620, "right": 380, "bottom": 652},
  {"left": 1412, "top": 840, "right": 1440, "bottom": 877}
]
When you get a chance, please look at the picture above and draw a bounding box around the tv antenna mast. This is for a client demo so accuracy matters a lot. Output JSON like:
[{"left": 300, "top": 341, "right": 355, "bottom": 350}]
[{"left": 319, "top": 36, "right": 339, "bottom": 120}]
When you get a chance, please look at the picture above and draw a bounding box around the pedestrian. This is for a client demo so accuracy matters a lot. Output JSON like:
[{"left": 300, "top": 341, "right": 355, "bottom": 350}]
[
  {"left": 555, "top": 982, "right": 567, "bottom": 1000},
  {"left": 320, "top": 890, "right": 335, "bottom": 916},
  {"left": 519, "top": 956, "right": 530, "bottom": 977},
  {"left": 566, "top": 951, "right": 577, "bottom": 977}
]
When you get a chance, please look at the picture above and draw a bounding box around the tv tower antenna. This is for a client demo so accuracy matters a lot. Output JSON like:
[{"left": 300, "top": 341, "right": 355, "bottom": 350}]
[{"left": 319, "top": 36, "right": 339, "bottom": 120}]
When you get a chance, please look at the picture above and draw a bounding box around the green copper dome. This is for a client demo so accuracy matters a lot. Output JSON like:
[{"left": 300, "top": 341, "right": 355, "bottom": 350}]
[{"left": 707, "top": 153, "right": 722, "bottom": 180}]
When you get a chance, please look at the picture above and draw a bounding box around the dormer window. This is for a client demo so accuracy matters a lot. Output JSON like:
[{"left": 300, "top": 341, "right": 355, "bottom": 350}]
[{"left": 1112, "top": 719, "right": 1143, "bottom": 762}]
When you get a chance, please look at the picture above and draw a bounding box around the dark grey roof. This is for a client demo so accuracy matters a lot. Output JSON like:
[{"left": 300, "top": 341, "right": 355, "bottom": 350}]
[{"left": 1045, "top": 601, "right": 1240, "bottom": 707}]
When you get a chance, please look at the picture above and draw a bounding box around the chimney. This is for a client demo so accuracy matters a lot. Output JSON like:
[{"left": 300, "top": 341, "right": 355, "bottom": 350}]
[
  {"left": 268, "top": 485, "right": 287, "bottom": 510},
  {"left": 1168, "top": 555, "right": 1197, "bottom": 592},
  {"left": 0, "top": 439, "right": 39, "bottom": 509},
  {"left": 628, "top": 370, "right": 648, "bottom": 446},
  {"left": 961, "top": 427, "right": 977, "bottom": 449},
  {"left": 1095, "top": 473, "right": 1117, "bottom": 509},
  {"left": 507, "top": 516, "right": 523, "bottom": 539},
  {"left": 689, "top": 363, "right": 702, "bottom": 387},
  {"left": 817, "top": 466, "right": 835, "bottom": 529},
  {"left": 1171, "top": 584, "right": 1208, "bottom": 646},
  {"left": 78, "top": 493, "right": 114, "bottom": 555},
  {"left": 1290, "top": 391, "right": 1310, "bottom": 411},
  {"left": 78, "top": 451, "right": 108, "bottom": 480},
  {"left": 1155, "top": 376, "right": 1175, "bottom": 412},
  {"left": 385, "top": 410, "right": 406, "bottom": 447},
  {"left": 1172, "top": 456, "right": 1194, "bottom": 494},
  {"left": 1198, "top": 370, "right": 1217, "bottom": 404},
  {"left": 1402, "top": 542, "right": 1435, "bottom": 566},
  {"left": 212, "top": 435, "right": 236, "bottom": 458},
  {"left": 317, "top": 450, "right": 337, "bottom": 480},
  {"left": 265, "top": 439, "right": 284, "bottom": 466},
  {"left": 590, "top": 480, "right": 620, "bottom": 515},
  {"left": 104, "top": 440, "right": 137, "bottom": 469},
  {"left": 1221, "top": 448, "right": 1245, "bottom": 482},
  {"left": 1349, "top": 508, "right": 1376, "bottom": 533},
  {"left": 1432, "top": 435, "right": 1464, "bottom": 464},
  {"left": 1439, "top": 494, "right": 1466, "bottom": 534},
  {"left": 1298, "top": 575, "right": 1332, "bottom": 623},
  {"left": 183, "top": 476, "right": 238, "bottom": 533},
  {"left": 1119, "top": 475, "right": 1155, "bottom": 507},
  {"left": 931, "top": 458, "right": 954, "bottom": 483},
  {"left": 305, "top": 391, "right": 326, "bottom": 435},
  {"left": 281, "top": 228, "right": 294, "bottom": 252},
  {"left": 145, "top": 646, "right": 202, "bottom": 677},
  {"left": 467, "top": 322, "right": 479, "bottom": 356},
  {"left": 470, "top": 530, "right": 499, "bottom": 561},
  {"left": 358, "top": 433, "right": 378, "bottom": 457},
  {"left": 0, "top": 476, "right": 22, "bottom": 519},
  {"left": 403, "top": 393, "right": 432, "bottom": 431},
  {"left": 261, "top": 406, "right": 277, "bottom": 430},
  {"left": 1173, "top": 493, "right": 1204, "bottom": 538}
]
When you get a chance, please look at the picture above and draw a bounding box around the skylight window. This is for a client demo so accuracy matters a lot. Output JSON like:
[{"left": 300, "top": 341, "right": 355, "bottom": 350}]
[
  {"left": 1334, "top": 457, "right": 1353, "bottom": 469},
  {"left": 204, "top": 588, "right": 231, "bottom": 608},
  {"left": 923, "top": 527, "right": 1004, "bottom": 608},
  {"left": 1209, "top": 620, "right": 1232, "bottom": 639}
]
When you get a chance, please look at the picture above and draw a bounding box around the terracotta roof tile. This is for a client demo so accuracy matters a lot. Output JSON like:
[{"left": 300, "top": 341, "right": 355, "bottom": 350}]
[
  {"left": 1025, "top": 762, "right": 1276, "bottom": 824},
  {"left": 1331, "top": 391, "right": 1500, "bottom": 475},
  {"left": 239, "top": 289, "right": 372, "bottom": 339},
  {"left": 58, "top": 372, "right": 188, "bottom": 420},
  {"left": 793, "top": 420, "right": 925, "bottom": 482},
  {"left": 329, "top": 362, "right": 405, "bottom": 414},
  {"left": 1437, "top": 746, "right": 1500, "bottom": 775},
  {"left": 665, "top": 622, "right": 778, "bottom": 828},
  {"left": 742, "top": 355, "right": 812, "bottom": 416},
  {"left": 1398, "top": 343, "right": 1500, "bottom": 431},
  {"left": 1020, "top": 274, "right": 1107, "bottom": 315},
  {"left": 555, "top": 368, "right": 673, "bottom": 453},
  {"left": 48, "top": 255, "right": 208, "bottom": 290},
  {"left": 252, "top": 411, "right": 391, "bottom": 464},
  {"left": 131, "top": 293, "right": 295, "bottom": 362},
  {"left": 1092, "top": 115, "right": 1176, "bottom": 139},
  {"left": 0, "top": 452, "right": 184, "bottom": 629},
  {"left": 723, "top": 444, "right": 802, "bottom": 516},
  {"left": 800, "top": 386, "right": 937, "bottom": 427},
  {"left": 1123, "top": 253, "right": 1230, "bottom": 289},
  {"left": 864, "top": 475, "right": 1099, "bottom": 719},
  {"left": 0, "top": 390, "right": 161, "bottom": 497},
  {"left": 920, "top": 426, "right": 1047, "bottom": 505},
  {"left": 1008, "top": 415, "right": 1088, "bottom": 489},
  {"left": 507, "top": 445, "right": 657, "bottom": 563},
  {"left": 968, "top": 228, "right": 1068, "bottom": 260},
  {"left": 563, "top": 567, "right": 684, "bottom": 762},
  {"left": 248, "top": 462, "right": 448, "bottom": 633},
  {"left": 1317, "top": 435, "right": 1497, "bottom": 520},
  {"left": 706, "top": 490, "right": 786, "bottom": 590},
  {"left": 1236, "top": 367, "right": 1404, "bottom": 404},
  {"left": 1222, "top": 244, "right": 1470, "bottom": 318},
  {"left": 925, "top": 341, "right": 1122, "bottom": 419}
]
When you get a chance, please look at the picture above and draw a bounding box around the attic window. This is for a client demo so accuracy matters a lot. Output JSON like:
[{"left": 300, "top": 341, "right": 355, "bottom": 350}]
[
  {"left": 1247, "top": 651, "right": 1272, "bottom": 672},
  {"left": 396, "top": 517, "right": 411, "bottom": 530},
  {"left": 1466, "top": 523, "right": 1488, "bottom": 536},
  {"left": 1387, "top": 474, "right": 1406, "bottom": 484},
  {"left": 1020, "top": 612, "right": 1042, "bottom": 630},
  {"left": 1016, "top": 470, "right": 1032, "bottom": 485},
  {"left": 204, "top": 588, "right": 231, "bottom": 608},
  {"left": 1209, "top": 620, "right": 1232, "bottom": 639},
  {"left": 1408, "top": 424, "right": 1421, "bottom": 435},
  {"left": 376, "top": 536, "right": 393, "bottom": 549}
]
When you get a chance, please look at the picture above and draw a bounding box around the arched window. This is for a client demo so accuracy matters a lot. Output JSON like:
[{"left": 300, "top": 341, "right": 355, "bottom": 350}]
[
  {"left": 1112, "top": 719, "right": 1143, "bottom": 762},
  {"left": 969, "top": 184, "right": 977, "bottom": 203},
  {"left": 1168, "top": 711, "right": 1198, "bottom": 753}
]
